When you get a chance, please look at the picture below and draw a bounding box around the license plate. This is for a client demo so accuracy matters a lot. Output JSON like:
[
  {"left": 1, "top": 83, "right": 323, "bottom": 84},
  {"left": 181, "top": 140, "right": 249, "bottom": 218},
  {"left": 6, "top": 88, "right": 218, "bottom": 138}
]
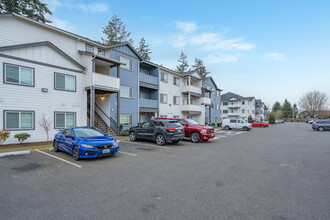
[{"left": 103, "top": 149, "right": 110, "bottom": 154}]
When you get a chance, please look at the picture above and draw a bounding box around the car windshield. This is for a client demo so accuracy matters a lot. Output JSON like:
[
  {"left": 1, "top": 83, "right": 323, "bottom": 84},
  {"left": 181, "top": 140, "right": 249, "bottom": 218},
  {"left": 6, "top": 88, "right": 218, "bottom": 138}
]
[
  {"left": 73, "top": 128, "right": 105, "bottom": 138},
  {"left": 186, "top": 119, "right": 199, "bottom": 125},
  {"left": 241, "top": 119, "right": 247, "bottom": 123}
]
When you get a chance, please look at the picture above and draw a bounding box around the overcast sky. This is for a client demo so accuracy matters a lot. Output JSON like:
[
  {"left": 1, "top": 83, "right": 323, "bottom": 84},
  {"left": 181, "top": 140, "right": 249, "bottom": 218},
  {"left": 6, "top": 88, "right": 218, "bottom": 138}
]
[{"left": 44, "top": 0, "right": 330, "bottom": 107}]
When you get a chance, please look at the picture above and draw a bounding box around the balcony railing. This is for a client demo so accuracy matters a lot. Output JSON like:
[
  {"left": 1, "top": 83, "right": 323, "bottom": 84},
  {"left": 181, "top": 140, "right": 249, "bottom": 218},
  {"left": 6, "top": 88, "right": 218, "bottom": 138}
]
[
  {"left": 227, "top": 104, "right": 240, "bottom": 109},
  {"left": 181, "top": 104, "right": 202, "bottom": 112},
  {"left": 181, "top": 85, "right": 202, "bottom": 95},
  {"left": 264, "top": 111, "right": 269, "bottom": 115},
  {"left": 140, "top": 99, "right": 159, "bottom": 109},
  {"left": 139, "top": 73, "right": 159, "bottom": 85},
  {"left": 88, "top": 72, "right": 120, "bottom": 90},
  {"left": 201, "top": 97, "right": 211, "bottom": 105},
  {"left": 228, "top": 112, "right": 240, "bottom": 116},
  {"left": 254, "top": 109, "right": 261, "bottom": 114}
]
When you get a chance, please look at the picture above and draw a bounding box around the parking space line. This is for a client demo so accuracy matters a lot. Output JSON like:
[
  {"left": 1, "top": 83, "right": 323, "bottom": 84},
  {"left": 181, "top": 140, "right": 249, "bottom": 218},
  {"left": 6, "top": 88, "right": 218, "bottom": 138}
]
[
  {"left": 218, "top": 135, "right": 227, "bottom": 138},
  {"left": 120, "top": 151, "right": 138, "bottom": 156},
  {"left": 35, "top": 149, "right": 82, "bottom": 168},
  {"left": 121, "top": 140, "right": 171, "bottom": 149}
]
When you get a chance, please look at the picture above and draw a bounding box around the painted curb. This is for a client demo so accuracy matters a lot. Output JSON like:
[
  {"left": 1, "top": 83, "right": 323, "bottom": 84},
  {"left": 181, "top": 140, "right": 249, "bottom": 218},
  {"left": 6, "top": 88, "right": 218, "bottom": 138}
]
[{"left": 0, "top": 150, "right": 31, "bottom": 157}]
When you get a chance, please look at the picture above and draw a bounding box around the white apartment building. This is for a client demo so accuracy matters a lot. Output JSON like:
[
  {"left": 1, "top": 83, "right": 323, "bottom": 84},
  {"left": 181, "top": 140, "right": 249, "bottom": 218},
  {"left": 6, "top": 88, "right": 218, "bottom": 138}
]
[
  {"left": 158, "top": 68, "right": 208, "bottom": 124},
  {"left": 221, "top": 92, "right": 256, "bottom": 121},
  {"left": 0, "top": 13, "right": 121, "bottom": 144}
]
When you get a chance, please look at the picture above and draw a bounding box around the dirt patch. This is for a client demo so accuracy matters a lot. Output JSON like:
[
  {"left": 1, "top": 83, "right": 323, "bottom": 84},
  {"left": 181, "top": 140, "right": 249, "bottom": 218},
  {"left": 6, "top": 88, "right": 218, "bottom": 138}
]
[
  {"left": 0, "top": 141, "right": 53, "bottom": 150},
  {"left": 11, "top": 163, "right": 42, "bottom": 172}
]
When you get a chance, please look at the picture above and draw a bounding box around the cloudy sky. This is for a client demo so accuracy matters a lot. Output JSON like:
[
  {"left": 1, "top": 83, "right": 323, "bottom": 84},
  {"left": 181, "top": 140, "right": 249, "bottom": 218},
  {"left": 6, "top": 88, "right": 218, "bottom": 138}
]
[{"left": 43, "top": 0, "right": 330, "bottom": 107}]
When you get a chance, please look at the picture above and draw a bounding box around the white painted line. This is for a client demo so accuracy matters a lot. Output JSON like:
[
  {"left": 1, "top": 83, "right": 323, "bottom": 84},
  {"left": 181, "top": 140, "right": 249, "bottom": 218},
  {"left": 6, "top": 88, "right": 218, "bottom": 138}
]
[
  {"left": 236, "top": 132, "right": 244, "bottom": 135},
  {"left": 218, "top": 135, "right": 227, "bottom": 138},
  {"left": 0, "top": 150, "right": 31, "bottom": 157},
  {"left": 213, "top": 137, "right": 220, "bottom": 140},
  {"left": 35, "top": 149, "right": 82, "bottom": 168},
  {"left": 216, "top": 131, "right": 225, "bottom": 133},
  {"left": 225, "top": 132, "right": 233, "bottom": 134},
  {"left": 120, "top": 151, "right": 138, "bottom": 156}
]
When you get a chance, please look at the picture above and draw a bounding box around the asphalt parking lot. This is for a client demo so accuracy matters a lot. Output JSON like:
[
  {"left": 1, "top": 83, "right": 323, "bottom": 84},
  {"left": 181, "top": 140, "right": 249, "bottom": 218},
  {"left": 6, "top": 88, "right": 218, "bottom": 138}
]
[{"left": 0, "top": 123, "right": 329, "bottom": 220}]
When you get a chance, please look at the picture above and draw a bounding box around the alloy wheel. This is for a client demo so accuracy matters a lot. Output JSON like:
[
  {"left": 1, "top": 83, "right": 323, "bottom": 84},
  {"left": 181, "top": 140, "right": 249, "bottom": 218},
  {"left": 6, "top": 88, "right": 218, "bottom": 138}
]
[
  {"left": 318, "top": 127, "right": 325, "bottom": 131},
  {"left": 191, "top": 133, "right": 200, "bottom": 143},
  {"left": 53, "top": 141, "right": 59, "bottom": 152},
  {"left": 72, "top": 146, "right": 80, "bottom": 161},
  {"left": 156, "top": 134, "right": 165, "bottom": 145},
  {"left": 129, "top": 132, "right": 136, "bottom": 142}
]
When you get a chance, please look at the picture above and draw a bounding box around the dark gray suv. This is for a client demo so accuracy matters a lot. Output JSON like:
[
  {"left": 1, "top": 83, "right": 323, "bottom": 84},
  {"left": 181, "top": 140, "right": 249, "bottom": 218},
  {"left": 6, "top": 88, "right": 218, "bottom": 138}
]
[
  {"left": 129, "top": 119, "right": 184, "bottom": 145},
  {"left": 312, "top": 120, "right": 330, "bottom": 131}
]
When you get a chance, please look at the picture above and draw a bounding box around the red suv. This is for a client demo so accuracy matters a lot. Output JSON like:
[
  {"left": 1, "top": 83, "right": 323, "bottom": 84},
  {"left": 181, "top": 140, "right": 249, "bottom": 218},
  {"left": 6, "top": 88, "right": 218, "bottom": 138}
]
[{"left": 157, "top": 118, "right": 215, "bottom": 143}]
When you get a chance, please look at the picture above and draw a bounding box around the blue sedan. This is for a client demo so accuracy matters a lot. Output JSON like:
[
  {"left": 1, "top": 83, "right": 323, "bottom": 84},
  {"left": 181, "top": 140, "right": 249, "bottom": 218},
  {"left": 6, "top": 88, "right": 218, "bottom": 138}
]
[{"left": 53, "top": 126, "right": 119, "bottom": 160}]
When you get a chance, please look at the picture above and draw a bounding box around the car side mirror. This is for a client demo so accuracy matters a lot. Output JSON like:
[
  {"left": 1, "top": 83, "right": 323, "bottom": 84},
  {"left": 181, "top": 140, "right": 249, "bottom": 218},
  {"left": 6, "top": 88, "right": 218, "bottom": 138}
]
[
  {"left": 182, "top": 123, "right": 188, "bottom": 127},
  {"left": 104, "top": 132, "right": 108, "bottom": 136},
  {"left": 65, "top": 134, "right": 73, "bottom": 138}
]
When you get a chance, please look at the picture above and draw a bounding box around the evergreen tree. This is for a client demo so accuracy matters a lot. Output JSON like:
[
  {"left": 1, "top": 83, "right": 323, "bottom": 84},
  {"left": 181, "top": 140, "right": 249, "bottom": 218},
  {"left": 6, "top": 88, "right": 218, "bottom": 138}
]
[
  {"left": 136, "top": 37, "right": 151, "bottom": 61},
  {"left": 176, "top": 51, "right": 189, "bottom": 72},
  {"left": 0, "top": 0, "right": 52, "bottom": 23},
  {"left": 293, "top": 103, "right": 298, "bottom": 118},
  {"left": 102, "top": 15, "right": 134, "bottom": 46},
  {"left": 192, "top": 58, "right": 210, "bottom": 77},
  {"left": 282, "top": 99, "right": 293, "bottom": 118},
  {"left": 272, "top": 101, "right": 282, "bottom": 112},
  {"left": 269, "top": 112, "right": 276, "bottom": 124}
]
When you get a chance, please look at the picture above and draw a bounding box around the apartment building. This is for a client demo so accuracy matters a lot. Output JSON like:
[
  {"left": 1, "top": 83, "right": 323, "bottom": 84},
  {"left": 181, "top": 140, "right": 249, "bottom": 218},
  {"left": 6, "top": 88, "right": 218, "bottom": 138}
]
[
  {"left": 203, "top": 77, "right": 221, "bottom": 125},
  {"left": 221, "top": 92, "right": 256, "bottom": 121}
]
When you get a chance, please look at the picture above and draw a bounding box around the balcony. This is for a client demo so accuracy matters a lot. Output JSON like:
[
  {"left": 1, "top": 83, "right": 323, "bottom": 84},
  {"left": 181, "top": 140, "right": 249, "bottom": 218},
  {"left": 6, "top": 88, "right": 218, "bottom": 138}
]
[
  {"left": 140, "top": 99, "right": 159, "bottom": 109},
  {"left": 181, "top": 85, "right": 202, "bottom": 96},
  {"left": 227, "top": 104, "right": 240, "bottom": 109},
  {"left": 254, "top": 109, "right": 261, "bottom": 114},
  {"left": 88, "top": 72, "right": 120, "bottom": 91},
  {"left": 181, "top": 104, "right": 202, "bottom": 112},
  {"left": 228, "top": 112, "right": 240, "bottom": 117},
  {"left": 140, "top": 73, "right": 159, "bottom": 86},
  {"left": 264, "top": 111, "right": 269, "bottom": 115},
  {"left": 201, "top": 97, "right": 211, "bottom": 105}
]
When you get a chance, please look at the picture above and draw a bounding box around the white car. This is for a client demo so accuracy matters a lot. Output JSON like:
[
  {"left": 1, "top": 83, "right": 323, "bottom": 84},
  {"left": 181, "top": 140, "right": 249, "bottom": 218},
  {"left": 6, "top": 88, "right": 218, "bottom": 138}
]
[{"left": 222, "top": 119, "right": 252, "bottom": 131}]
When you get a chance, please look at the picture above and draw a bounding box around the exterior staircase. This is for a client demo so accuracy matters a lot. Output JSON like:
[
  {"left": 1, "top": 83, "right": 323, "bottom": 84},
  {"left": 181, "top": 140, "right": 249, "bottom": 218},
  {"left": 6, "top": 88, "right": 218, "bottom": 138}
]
[{"left": 87, "top": 103, "right": 118, "bottom": 137}]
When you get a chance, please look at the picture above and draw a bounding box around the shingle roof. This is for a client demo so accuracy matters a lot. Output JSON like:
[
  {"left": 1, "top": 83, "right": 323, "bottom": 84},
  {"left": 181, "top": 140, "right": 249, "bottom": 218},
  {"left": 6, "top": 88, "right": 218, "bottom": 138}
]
[{"left": 221, "top": 92, "right": 255, "bottom": 101}]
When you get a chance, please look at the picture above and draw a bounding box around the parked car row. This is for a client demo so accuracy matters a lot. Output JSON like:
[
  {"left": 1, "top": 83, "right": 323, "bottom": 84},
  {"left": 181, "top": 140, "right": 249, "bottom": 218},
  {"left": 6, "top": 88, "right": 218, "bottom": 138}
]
[
  {"left": 312, "top": 120, "right": 330, "bottom": 131},
  {"left": 276, "top": 119, "right": 285, "bottom": 124}
]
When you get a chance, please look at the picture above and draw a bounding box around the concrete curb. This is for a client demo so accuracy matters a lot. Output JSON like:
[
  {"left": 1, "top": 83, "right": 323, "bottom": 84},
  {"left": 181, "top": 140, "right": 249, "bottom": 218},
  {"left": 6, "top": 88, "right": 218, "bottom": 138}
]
[{"left": 0, "top": 150, "right": 31, "bottom": 157}]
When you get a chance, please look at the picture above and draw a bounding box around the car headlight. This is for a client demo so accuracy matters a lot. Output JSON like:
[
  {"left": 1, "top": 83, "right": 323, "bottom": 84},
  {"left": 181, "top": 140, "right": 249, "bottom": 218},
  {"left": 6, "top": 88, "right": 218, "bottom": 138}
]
[
  {"left": 81, "top": 144, "right": 94, "bottom": 148},
  {"left": 113, "top": 140, "right": 118, "bottom": 146},
  {"left": 200, "top": 130, "right": 207, "bottom": 133}
]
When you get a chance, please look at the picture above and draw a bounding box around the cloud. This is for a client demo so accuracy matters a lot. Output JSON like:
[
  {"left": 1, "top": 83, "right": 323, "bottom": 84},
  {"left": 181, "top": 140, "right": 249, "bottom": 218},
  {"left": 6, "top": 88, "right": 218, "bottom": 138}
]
[
  {"left": 43, "top": 0, "right": 109, "bottom": 13},
  {"left": 206, "top": 53, "right": 239, "bottom": 63},
  {"left": 51, "top": 17, "right": 76, "bottom": 32},
  {"left": 175, "top": 21, "right": 198, "bottom": 33},
  {"left": 265, "top": 53, "right": 286, "bottom": 61},
  {"left": 77, "top": 3, "right": 109, "bottom": 13}
]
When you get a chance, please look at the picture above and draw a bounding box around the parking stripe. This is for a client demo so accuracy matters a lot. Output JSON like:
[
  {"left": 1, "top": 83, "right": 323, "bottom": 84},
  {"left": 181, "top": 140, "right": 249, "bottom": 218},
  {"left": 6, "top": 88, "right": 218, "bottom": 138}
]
[
  {"left": 120, "top": 151, "right": 138, "bottom": 156},
  {"left": 35, "top": 149, "right": 82, "bottom": 168}
]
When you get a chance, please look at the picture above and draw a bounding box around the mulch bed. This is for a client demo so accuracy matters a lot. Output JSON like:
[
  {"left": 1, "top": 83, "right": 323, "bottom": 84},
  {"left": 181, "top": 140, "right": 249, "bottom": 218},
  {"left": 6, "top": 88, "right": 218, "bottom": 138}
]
[{"left": 0, "top": 141, "right": 53, "bottom": 150}]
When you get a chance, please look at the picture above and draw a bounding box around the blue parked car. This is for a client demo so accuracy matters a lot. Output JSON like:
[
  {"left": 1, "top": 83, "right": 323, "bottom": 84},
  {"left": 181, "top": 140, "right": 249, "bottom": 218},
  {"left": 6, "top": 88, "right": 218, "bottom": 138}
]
[{"left": 53, "top": 126, "right": 119, "bottom": 161}]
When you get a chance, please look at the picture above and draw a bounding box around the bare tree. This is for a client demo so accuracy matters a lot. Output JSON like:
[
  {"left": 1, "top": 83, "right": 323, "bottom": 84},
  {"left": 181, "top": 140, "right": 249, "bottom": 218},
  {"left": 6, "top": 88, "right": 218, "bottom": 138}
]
[
  {"left": 299, "top": 91, "right": 329, "bottom": 117},
  {"left": 38, "top": 113, "right": 51, "bottom": 141}
]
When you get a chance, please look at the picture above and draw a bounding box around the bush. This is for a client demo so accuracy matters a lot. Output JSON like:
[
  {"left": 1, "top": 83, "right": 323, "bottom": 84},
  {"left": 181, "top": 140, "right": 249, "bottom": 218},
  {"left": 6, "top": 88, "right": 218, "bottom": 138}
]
[
  {"left": 119, "top": 124, "right": 124, "bottom": 133},
  {"left": 121, "top": 129, "right": 129, "bottom": 136},
  {"left": 0, "top": 130, "right": 10, "bottom": 145},
  {"left": 269, "top": 113, "right": 276, "bottom": 124},
  {"left": 14, "top": 133, "right": 31, "bottom": 144},
  {"left": 211, "top": 123, "right": 216, "bottom": 127},
  {"left": 217, "top": 123, "right": 222, "bottom": 127},
  {"left": 248, "top": 115, "right": 253, "bottom": 121}
]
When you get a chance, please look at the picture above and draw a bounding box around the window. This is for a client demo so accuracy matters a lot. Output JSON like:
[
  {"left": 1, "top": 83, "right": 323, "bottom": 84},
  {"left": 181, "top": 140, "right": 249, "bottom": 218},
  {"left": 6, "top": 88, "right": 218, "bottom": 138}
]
[
  {"left": 216, "top": 104, "right": 219, "bottom": 109},
  {"left": 173, "top": 76, "right": 180, "bottom": 86},
  {"left": 55, "top": 73, "right": 76, "bottom": 92},
  {"left": 98, "top": 49, "right": 105, "bottom": 56},
  {"left": 4, "top": 111, "right": 34, "bottom": 130},
  {"left": 140, "top": 68, "right": 148, "bottom": 74},
  {"left": 120, "top": 114, "right": 133, "bottom": 126},
  {"left": 230, "top": 119, "right": 236, "bottom": 123},
  {"left": 55, "top": 112, "right": 75, "bottom": 128},
  {"left": 86, "top": 44, "right": 94, "bottom": 53},
  {"left": 173, "top": 96, "right": 180, "bottom": 105},
  {"left": 139, "top": 92, "right": 146, "bottom": 99},
  {"left": 242, "top": 101, "right": 245, "bottom": 105},
  {"left": 190, "top": 98, "right": 194, "bottom": 105},
  {"left": 160, "top": 94, "right": 168, "bottom": 104},
  {"left": 116, "top": 55, "right": 133, "bottom": 71},
  {"left": 161, "top": 72, "right": 168, "bottom": 83},
  {"left": 173, "top": 115, "right": 179, "bottom": 118},
  {"left": 120, "top": 86, "right": 133, "bottom": 98},
  {"left": 223, "top": 110, "right": 228, "bottom": 114},
  {"left": 4, "top": 63, "right": 34, "bottom": 86},
  {"left": 242, "top": 109, "right": 245, "bottom": 113},
  {"left": 160, "top": 115, "right": 167, "bottom": 118},
  {"left": 223, "top": 102, "right": 228, "bottom": 106}
]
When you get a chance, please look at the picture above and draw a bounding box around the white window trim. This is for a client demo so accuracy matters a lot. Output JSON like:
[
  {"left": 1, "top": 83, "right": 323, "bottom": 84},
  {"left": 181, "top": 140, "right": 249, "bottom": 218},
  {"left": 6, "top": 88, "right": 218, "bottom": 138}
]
[
  {"left": 120, "top": 114, "right": 133, "bottom": 126},
  {"left": 86, "top": 44, "right": 94, "bottom": 53},
  {"left": 160, "top": 93, "right": 168, "bottom": 104},
  {"left": 173, "top": 76, "right": 180, "bottom": 86},
  {"left": 116, "top": 55, "right": 133, "bottom": 71},
  {"left": 4, "top": 110, "right": 35, "bottom": 130},
  {"left": 54, "top": 112, "right": 76, "bottom": 129},
  {"left": 173, "top": 96, "right": 180, "bottom": 105},
  {"left": 4, "top": 63, "right": 35, "bottom": 87},
  {"left": 161, "top": 72, "right": 168, "bottom": 83},
  {"left": 98, "top": 48, "right": 105, "bottom": 56},
  {"left": 120, "top": 85, "right": 134, "bottom": 99},
  {"left": 54, "top": 73, "right": 76, "bottom": 92}
]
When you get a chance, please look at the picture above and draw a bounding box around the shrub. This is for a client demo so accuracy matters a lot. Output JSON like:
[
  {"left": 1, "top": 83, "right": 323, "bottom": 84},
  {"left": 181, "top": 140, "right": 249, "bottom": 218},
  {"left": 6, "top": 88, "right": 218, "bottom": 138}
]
[
  {"left": 0, "top": 130, "right": 10, "bottom": 146},
  {"left": 217, "top": 123, "right": 222, "bottom": 127},
  {"left": 121, "top": 129, "right": 129, "bottom": 136},
  {"left": 14, "top": 133, "right": 31, "bottom": 144},
  {"left": 211, "top": 123, "right": 216, "bottom": 127},
  {"left": 269, "top": 113, "right": 276, "bottom": 124},
  {"left": 119, "top": 124, "right": 124, "bottom": 133},
  {"left": 248, "top": 115, "right": 253, "bottom": 121}
]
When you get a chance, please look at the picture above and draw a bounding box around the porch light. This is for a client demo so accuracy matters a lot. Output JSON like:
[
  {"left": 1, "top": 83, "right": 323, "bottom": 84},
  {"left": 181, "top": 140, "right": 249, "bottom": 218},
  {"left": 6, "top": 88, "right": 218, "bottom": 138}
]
[{"left": 101, "top": 96, "right": 105, "bottom": 101}]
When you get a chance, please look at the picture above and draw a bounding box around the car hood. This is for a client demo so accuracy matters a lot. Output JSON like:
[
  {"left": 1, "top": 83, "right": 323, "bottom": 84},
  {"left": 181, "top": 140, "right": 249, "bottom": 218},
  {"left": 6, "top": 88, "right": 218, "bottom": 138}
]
[
  {"left": 77, "top": 136, "right": 117, "bottom": 145},
  {"left": 190, "top": 125, "right": 213, "bottom": 130}
]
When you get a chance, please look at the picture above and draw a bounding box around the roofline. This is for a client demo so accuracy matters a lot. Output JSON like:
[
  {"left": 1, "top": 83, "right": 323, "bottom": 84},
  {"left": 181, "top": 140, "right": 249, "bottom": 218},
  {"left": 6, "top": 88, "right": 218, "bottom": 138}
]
[
  {"left": 2, "top": 13, "right": 106, "bottom": 48},
  {"left": 0, "top": 41, "right": 85, "bottom": 70},
  {"left": 141, "top": 60, "right": 159, "bottom": 68},
  {"left": 159, "top": 66, "right": 182, "bottom": 76},
  {"left": 108, "top": 42, "right": 144, "bottom": 61},
  {"left": 78, "top": 50, "right": 125, "bottom": 65}
]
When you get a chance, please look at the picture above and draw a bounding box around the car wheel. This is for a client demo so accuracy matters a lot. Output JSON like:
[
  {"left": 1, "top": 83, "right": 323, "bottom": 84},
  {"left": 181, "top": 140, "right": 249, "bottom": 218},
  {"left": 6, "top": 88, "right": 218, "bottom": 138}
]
[
  {"left": 190, "top": 132, "right": 201, "bottom": 143},
  {"left": 243, "top": 126, "right": 249, "bottom": 131},
  {"left": 72, "top": 146, "right": 80, "bottom": 161},
  {"left": 129, "top": 132, "right": 136, "bottom": 142},
  {"left": 261, "top": 125, "right": 265, "bottom": 128},
  {"left": 172, "top": 140, "right": 180, "bottom": 144},
  {"left": 318, "top": 126, "right": 325, "bottom": 131},
  {"left": 156, "top": 134, "right": 166, "bottom": 145},
  {"left": 224, "top": 126, "right": 230, "bottom": 130},
  {"left": 53, "top": 140, "right": 60, "bottom": 152}
]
